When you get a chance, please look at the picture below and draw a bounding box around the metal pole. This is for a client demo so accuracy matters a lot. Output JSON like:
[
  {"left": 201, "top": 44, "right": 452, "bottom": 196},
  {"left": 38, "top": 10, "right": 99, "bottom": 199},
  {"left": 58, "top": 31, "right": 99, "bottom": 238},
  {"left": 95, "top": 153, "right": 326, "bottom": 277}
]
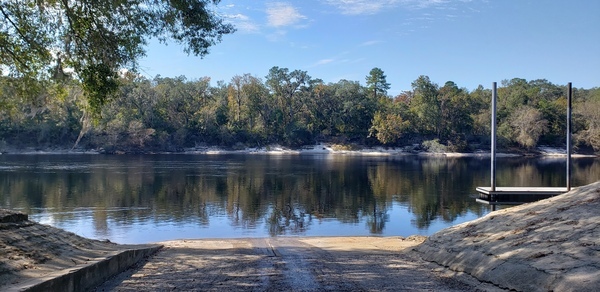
[
  {"left": 567, "top": 82, "right": 572, "bottom": 191},
  {"left": 491, "top": 82, "right": 497, "bottom": 191}
]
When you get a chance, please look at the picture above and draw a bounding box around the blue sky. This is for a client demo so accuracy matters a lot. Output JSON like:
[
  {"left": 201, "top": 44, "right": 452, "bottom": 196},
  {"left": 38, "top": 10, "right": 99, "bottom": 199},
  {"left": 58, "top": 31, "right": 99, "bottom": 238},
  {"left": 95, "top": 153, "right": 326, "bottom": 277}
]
[{"left": 138, "top": 0, "right": 600, "bottom": 96}]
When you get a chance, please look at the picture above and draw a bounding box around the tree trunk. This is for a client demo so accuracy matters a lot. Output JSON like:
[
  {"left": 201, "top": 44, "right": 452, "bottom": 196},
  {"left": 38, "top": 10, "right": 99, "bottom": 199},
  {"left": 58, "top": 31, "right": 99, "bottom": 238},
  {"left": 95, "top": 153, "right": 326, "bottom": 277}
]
[{"left": 72, "top": 111, "right": 91, "bottom": 150}]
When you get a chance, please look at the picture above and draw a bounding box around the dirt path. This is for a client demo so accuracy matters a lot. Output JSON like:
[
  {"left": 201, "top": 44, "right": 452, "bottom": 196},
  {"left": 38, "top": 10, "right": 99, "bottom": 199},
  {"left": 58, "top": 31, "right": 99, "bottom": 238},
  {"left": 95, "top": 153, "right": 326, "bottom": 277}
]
[{"left": 95, "top": 236, "right": 500, "bottom": 291}]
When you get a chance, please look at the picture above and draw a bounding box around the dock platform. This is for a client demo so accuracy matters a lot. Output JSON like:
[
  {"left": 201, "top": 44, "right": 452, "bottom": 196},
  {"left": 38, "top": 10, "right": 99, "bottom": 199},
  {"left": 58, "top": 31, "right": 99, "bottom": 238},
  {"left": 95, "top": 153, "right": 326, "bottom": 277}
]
[
  {"left": 476, "top": 82, "right": 574, "bottom": 207},
  {"left": 475, "top": 187, "right": 570, "bottom": 205}
]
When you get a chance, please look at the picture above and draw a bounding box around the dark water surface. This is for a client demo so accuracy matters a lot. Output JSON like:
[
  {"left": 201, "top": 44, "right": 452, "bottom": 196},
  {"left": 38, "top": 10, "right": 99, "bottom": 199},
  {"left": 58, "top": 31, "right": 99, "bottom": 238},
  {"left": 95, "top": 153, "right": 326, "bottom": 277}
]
[{"left": 1, "top": 154, "right": 598, "bottom": 244}]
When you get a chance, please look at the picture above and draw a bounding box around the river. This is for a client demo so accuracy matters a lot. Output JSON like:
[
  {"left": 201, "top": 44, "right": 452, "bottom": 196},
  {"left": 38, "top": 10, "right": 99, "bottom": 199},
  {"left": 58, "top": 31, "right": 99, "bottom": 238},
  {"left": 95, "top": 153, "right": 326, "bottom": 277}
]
[{"left": 1, "top": 154, "right": 598, "bottom": 244}]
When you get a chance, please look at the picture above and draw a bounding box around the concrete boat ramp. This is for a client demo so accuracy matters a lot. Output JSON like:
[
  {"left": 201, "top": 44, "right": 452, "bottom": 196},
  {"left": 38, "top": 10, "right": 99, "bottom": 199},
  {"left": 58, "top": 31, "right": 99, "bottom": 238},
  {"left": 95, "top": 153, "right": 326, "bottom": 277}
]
[{"left": 94, "top": 236, "right": 492, "bottom": 291}]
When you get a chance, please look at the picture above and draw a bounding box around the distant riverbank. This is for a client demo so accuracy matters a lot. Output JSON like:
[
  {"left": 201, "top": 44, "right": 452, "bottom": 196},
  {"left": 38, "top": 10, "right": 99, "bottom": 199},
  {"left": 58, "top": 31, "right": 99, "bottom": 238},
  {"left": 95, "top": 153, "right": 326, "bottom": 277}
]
[{"left": 0, "top": 143, "right": 596, "bottom": 157}]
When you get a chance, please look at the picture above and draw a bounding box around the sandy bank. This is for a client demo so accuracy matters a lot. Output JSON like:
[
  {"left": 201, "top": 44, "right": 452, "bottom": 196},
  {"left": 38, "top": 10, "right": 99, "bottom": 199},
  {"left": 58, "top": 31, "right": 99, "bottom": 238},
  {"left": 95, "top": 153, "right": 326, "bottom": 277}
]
[
  {"left": 416, "top": 181, "right": 600, "bottom": 291},
  {"left": 1, "top": 144, "right": 595, "bottom": 157},
  {"left": 0, "top": 210, "right": 159, "bottom": 292}
]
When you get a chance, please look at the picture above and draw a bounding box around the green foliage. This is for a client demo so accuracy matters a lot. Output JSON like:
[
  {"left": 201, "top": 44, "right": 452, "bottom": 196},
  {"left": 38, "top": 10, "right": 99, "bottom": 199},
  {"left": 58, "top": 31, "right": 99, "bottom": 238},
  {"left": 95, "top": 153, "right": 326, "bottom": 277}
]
[
  {"left": 421, "top": 139, "right": 447, "bottom": 153},
  {"left": 446, "top": 136, "right": 468, "bottom": 152},
  {"left": 265, "top": 66, "right": 311, "bottom": 139},
  {"left": 437, "top": 81, "right": 474, "bottom": 142},
  {"left": 409, "top": 75, "right": 439, "bottom": 135},
  {"left": 0, "top": 76, "right": 84, "bottom": 148},
  {"left": 80, "top": 63, "right": 119, "bottom": 116},
  {"left": 369, "top": 110, "right": 409, "bottom": 145},
  {"left": 331, "top": 144, "right": 361, "bottom": 151},
  {"left": 334, "top": 79, "right": 375, "bottom": 140},
  {"left": 469, "top": 85, "right": 492, "bottom": 137},
  {"left": 1, "top": 0, "right": 234, "bottom": 113},
  {"left": 365, "top": 67, "right": 390, "bottom": 99},
  {"left": 0, "top": 70, "right": 596, "bottom": 153},
  {"left": 537, "top": 97, "right": 567, "bottom": 144}
]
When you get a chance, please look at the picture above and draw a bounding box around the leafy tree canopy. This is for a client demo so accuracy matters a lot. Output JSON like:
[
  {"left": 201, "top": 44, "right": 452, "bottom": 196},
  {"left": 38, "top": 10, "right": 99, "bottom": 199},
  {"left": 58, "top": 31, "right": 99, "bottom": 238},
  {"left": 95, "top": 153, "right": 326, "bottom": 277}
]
[
  {"left": 365, "top": 67, "right": 390, "bottom": 99},
  {"left": 0, "top": 0, "right": 235, "bottom": 113}
]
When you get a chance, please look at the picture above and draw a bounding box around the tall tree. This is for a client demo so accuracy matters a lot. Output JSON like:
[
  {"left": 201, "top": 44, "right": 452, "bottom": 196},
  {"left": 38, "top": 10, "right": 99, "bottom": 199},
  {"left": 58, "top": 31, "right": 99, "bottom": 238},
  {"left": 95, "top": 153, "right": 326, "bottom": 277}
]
[
  {"left": 228, "top": 75, "right": 246, "bottom": 126},
  {"left": 365, "top": 67, "right": 390, "bottom": 100},
  {"left": 437, "top": 81, "right": 473, "bottom": 147},
  {"left": 0, "top": 0, "right": 235, "bottom": 113},
  {"left": 469, "top": 85, "right": 492, "bottom": 137},
  {"left": 265, "top": 66, "right": 310, "bottom": 139},
  {"left": 409, "top": 75, "right": 439, "bottom": 135},
  {"left": 307, "top": 81, "right": 341, "bottom": 138},
  {"left": 240, "top": 74, "right": 270, "bottom": 140},
  {"left": 333, "top": 79, "right": 374, "bottom": 140},
  {"left": 226, "top": 74, "right": 266, "bottom": 142},
  {"left": 369, "top": 90, "right": 410, "bottom": 145}
]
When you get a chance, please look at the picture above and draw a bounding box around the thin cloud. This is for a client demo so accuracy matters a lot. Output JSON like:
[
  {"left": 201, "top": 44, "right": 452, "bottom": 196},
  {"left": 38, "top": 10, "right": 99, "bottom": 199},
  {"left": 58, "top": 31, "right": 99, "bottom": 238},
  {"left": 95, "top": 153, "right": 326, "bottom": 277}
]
[
  {"left": 309, "top": 58, "right": 335, "bottom": 67},
  {"left": 266, "top": 30, "right": 287, "bottom": 42},
  {"left": 324, "top": 0, "right": 397, "bottom": 15},
  {"left": 411, "top": 0, "right": 450, "bottom": 9},
  {"left": 339, "top": 58, "right": 366, "bottom": 64},
  {"left": 349, "top": 58, "right": 366, "bottom": 64},
  {"left": 325, "top": 0, "right": 461, "bottom": 15},
  {"left": 226, "top": 13, "right": 260, "bottom": 33},
  {"left": 360, "top": 40, "right": 383, "bottom": 46},
  {"left": 266, "top": 2, "right": 306, "bottom": 27}
]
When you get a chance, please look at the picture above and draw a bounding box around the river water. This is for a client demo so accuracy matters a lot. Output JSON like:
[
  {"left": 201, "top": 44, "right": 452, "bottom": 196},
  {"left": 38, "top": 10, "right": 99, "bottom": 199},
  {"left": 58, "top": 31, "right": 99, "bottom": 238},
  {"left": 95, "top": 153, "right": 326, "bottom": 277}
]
[{"left": 1, "top": 154, "right": 598, "bottom": 244}]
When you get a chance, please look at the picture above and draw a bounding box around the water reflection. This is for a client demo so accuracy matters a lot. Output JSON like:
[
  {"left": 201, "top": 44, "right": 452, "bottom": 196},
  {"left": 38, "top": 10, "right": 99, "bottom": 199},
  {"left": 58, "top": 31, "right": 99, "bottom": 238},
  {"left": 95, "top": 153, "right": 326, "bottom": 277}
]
[{"left": 0, "top": 154, "right": 598, "bottom": 243}]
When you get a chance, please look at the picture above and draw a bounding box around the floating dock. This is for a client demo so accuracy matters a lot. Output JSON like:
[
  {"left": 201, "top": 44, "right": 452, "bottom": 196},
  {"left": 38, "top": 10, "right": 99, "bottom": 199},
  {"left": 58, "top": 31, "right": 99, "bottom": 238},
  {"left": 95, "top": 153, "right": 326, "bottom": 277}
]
[
  {"left": 475, "top": 187, "right": 570, "bottom": 205},
  {"left": 476, "top": 82, "right": 573, "bottom": 206}
]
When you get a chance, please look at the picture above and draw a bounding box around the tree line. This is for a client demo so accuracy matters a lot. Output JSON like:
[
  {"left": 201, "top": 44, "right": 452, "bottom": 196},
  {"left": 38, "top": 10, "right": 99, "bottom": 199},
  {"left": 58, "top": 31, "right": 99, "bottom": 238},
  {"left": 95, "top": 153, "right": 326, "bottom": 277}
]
[{"left": 0, "top": 67, "right": 599, "bottom": 153}]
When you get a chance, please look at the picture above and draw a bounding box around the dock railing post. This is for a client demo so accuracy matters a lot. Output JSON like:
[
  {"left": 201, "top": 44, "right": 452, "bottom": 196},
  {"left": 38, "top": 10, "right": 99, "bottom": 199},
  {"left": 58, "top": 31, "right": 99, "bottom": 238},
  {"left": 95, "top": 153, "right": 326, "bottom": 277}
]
[
  {"left": 491, "top": 82, "right": 497, "bottom": 192},
  {"left": 567, "top": 82, "right": 572, "bottom": 191}
]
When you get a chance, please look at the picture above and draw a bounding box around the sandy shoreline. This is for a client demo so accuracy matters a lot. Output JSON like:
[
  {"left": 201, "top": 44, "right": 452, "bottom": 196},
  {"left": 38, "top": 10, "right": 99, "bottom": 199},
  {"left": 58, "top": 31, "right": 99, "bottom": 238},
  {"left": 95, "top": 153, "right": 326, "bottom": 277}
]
[{"left": 1, "top": 144, "right": 596, "bottom": 157}]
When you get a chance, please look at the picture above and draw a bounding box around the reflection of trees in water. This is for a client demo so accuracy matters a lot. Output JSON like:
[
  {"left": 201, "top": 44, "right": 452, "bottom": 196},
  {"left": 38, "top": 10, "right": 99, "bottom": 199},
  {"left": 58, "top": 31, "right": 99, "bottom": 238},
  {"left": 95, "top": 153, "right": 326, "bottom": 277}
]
[
  {"left": 267, "top": 202, "right": 308, "bottom": 236},
  {"left": 366, "top": 202, "right": 389, "bottom": 234},
  {"left": 1, "top": 155, "right": 598, "bottom": 235},
  {"left": 573, "top": 159, "right": 600, "bottom": 186},
  {"left": 495, "top": 158, "right": 588, "bottom": 188},
  {"left": 367, "top": 157, "right": 488, "bottom": 229},
  {"left": 93, "top": 209, "right": 109, "bottom": 239}
]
